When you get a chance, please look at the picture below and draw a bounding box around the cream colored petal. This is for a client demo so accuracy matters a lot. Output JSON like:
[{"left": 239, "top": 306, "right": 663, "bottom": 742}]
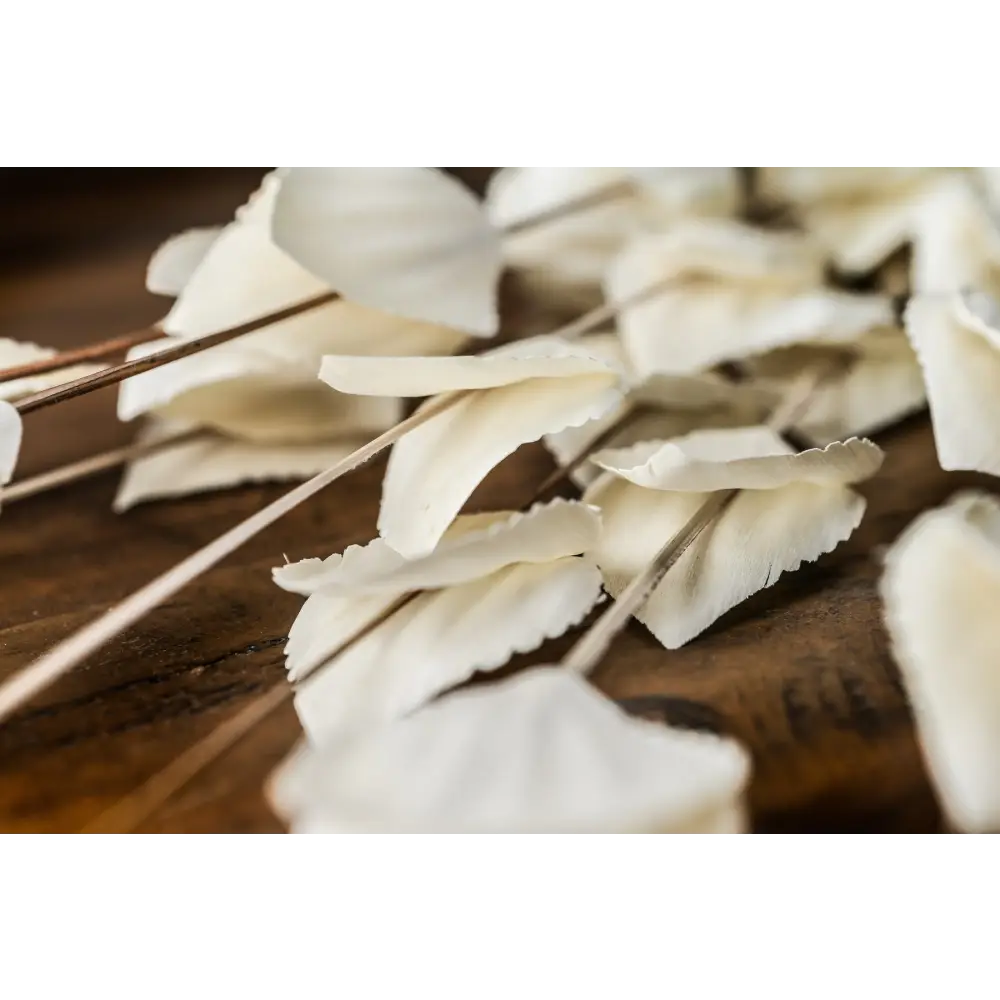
[
  {"left": 486, "top": 169, "right": 739, "bottom": 300},
  {"left": 270, "top": 666, "right": 750, "bottom": 833},
  {"left": 628, "top": 168, "right": 740, "bottom": 218},
  {"left": 609, "top": 221, "right": 827, "bottom": 291},
  {"left": 283, "top": 588, "right": 402, "bottom": 684},
  {"left": 378, "top": 375, "right": 621, "bottom": 559},
  {"left": 614, "top": 285, "right": 893, "bottom": 378},
  {"left": 0, "top": 400, "right": 23, "bottom": 487},
  {"left": 293, "top": 558, "right": 604, "bottom": 743},
  {"left": 956, "top": 290, "right": 1000, "bottom": 350},
  {"left": 118, "top": 337, "right": 400, "bottom": 444},
  {"left": 585, "top": 470, "right": 869, "bottom": 649},
  {"left": 0, "top": 338, "right": 106, "bottom": 402},
  {"left": 881, "top": 491, "right": 1000, "bottom": 832},
  {"left": 320, "top": 340, "right": 622, "bottom": 557},
  {"left": 910, "top": 175, "right": 1000, "bottom": 294},
  {"left": 904, "top": 293, "right": 1000, "bottom": 475},
  {"left": 607, "top": 223, "right": 891, "bottom": 376},
  {"left": 486, "top": 167, "right": 645, "bottom": 294},
  {"left": 795, "top": 174, "right": 965, "bottom": 275},
  {"left": 319, "top": 335, "right": 619, "bottom": 397},
  {"left": 160, "top": 173, "right": 333, "bottom": 342},
  {"left": 272, "top": 168, "right": 502, "bottom": 337},
  {"left": 746, "top": 335, "right": 926, "bottom": 447},
  {"left": 112, "top": 421, "right": 368, "bottom": 511},
  {"left": 145, "top": 227, "right": 223, "bottom": 297},
  {"left": 289, "top": 802, "right": 750, "bottom": 841},
  {"left": 976, "top": 167, "right": 1000, "bottom": 208},
  {"left": 803, "top": 198, "right": 917, "bottom": 274},
  {"left": 591, "top": 425, "right": 884, "bottom": 493},
  {"left": 274, "top": 498, "right": 601, "bottom": 597},
  {"left": 543, "top": 374, "right": 775, "bottom": 488},
  {"left": 154, "top": 173, "right": 466, "bottom": 360}
]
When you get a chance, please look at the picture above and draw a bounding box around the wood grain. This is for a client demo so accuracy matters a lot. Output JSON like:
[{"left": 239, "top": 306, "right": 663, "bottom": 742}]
[{"left": 0, "top": 168, "right": 977, "bottom": 833}]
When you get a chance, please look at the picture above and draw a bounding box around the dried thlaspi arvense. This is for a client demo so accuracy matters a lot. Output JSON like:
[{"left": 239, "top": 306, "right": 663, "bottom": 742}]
[
  {"left": 319, "top": 337, "right": 624, "bottom": 558},
  {"left": 904, "top": 290, "right": 1000, "bottom": 476},
  {"left": 584, "top": 426, "right": 884, "bottom": 648},
  {"left": 606, "top": 219, "right": 894, "bottom": 378},
  {"left": 268, "top": 666, "right": 750, "bottom": 833},
  {"left": 272, "top": 499, "right": 604, "bottom": 743},
  {"left": 881, "top": 491, "right": 1000, "bottom": 833}
]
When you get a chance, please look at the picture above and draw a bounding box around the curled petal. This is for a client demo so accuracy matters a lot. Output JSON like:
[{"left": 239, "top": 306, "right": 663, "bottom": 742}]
[{"left": 272, "top": 168, "right": 502, "bottom": 336}]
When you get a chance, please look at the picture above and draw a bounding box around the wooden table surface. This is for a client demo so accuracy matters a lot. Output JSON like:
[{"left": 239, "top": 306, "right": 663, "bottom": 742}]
[{"left": 0, "top": 168, "right": 979, "bottom": 833}]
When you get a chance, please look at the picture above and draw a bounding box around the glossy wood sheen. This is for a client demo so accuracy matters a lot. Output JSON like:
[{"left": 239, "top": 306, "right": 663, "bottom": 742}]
[{"left": 0, "top": 168, "right": 977, "bottom": 833}]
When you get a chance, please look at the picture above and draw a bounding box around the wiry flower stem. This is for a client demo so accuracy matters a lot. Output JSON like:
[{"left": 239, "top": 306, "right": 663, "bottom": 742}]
[
  {"left": 12, "top": 293, "right": 339, "bottom": 415},
  {"left": 0, "top": 327, "right": 167, "bottom": 385}
]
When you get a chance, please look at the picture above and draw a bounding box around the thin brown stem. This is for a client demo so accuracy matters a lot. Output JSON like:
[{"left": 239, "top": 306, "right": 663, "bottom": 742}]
[
  {"left": 12, "top": 292, "right": 339, "bottom": 415},
  {"left": 0, "top": 328, "right": 167, "bottom": 385}
]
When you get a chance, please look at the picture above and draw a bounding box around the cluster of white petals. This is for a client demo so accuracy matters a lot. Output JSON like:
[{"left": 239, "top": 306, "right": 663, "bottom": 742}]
[{"left": 16, "top": 167, "right": 1000, "bottom": 834}]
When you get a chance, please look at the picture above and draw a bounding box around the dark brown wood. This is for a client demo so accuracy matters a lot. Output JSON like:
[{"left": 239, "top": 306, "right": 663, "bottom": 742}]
[{"left": 0, "top": 168, "right": 982, "bottom": 834}]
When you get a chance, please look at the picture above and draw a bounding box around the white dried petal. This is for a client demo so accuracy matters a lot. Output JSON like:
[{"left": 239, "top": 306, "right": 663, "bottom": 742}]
[
  {"left": 118, "top": 337, "right": 401, "bottom": 445},
  {"left": 272, "top": 168, "right": 502, "bottom": 336},
  {"left": 146, "top": 227, "right": 222, "bottom": 296},
  {"left": 544, "top": 372, "right": 776, "bottom": 488},
  {"left": 881, "top": 491, "right": 1000, "bottom": 832},
  {"left": 321, "top": 339, "right": 623, "bottom": 557},
  {"left": 910, "top": 175, "right": 1000, "bottom": 295},
  {"left": 293, "top": 558, "right": 604, "bottom": 742},
  {"left": 269, "top": 666, "right": 750, "bottom": 833},
  {"left": 760, "top": 160, "right": 970, "bottom": 273},
  {"left": 153, "top": 173, "right": 467, "bottom": 362},
  {"left": 274, "top": 498, "right": 602, "bottom": 597},
  {"left": 743, "top": 332, "right": 927, "bottom": 446},
  {"left": 607, "top": 222, "right": 892, "bottom": 376},
  {"left": 486, "top": 168, "right": 739, "bottom": 301},
  {"left": 904, "top": 292, "right": 1000, "bottom": 475},
  {"left": 113, "top": 420, "right": 369, "bottom": 511},
  {"left": 585, "top": 427, "right": 882, "bottom": 648},
  {"left": 0, "top": 400, "right": 23, "bottom": 487}
]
